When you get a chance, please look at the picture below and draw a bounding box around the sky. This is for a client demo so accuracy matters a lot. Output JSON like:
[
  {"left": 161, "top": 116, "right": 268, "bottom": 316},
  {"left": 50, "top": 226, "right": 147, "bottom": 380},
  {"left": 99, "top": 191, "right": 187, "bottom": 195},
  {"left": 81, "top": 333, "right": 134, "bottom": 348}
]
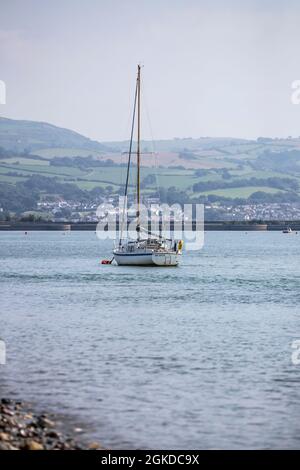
[{"left": 0, "top": 0, "right": 300, "bottom": 142}]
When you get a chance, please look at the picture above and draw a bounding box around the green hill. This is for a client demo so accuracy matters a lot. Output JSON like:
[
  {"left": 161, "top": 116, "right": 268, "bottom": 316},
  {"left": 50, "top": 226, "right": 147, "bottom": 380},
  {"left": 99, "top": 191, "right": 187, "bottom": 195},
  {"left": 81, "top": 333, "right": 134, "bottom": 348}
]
[
  {"left": 0, "top": 117, "right": 109, "bottom": 154},
  {"left": 1, "top": 117, "right": 300, "bottom": 214}
]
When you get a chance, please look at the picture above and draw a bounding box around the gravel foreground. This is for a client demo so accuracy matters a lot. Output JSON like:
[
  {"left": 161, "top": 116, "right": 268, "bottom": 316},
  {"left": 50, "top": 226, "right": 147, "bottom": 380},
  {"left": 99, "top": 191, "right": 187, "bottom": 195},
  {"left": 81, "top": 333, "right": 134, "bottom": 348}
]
[{"left": 0, "top": 398, "right": 103, "bottom": 450}]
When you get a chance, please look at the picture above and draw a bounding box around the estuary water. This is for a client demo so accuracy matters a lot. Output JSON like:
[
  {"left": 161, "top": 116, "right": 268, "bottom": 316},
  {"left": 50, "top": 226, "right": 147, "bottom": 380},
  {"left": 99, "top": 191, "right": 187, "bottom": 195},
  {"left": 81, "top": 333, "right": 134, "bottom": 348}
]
[{"left": 0, "top": 231, "right": 300, "bottom": 449}]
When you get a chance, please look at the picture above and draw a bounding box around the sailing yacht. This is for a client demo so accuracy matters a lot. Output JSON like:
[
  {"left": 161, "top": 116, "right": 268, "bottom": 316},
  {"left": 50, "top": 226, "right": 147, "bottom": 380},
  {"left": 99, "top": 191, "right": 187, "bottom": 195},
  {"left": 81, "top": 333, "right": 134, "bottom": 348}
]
[{"left": 113, "top": 65, "right": 183, "bottom": 266}]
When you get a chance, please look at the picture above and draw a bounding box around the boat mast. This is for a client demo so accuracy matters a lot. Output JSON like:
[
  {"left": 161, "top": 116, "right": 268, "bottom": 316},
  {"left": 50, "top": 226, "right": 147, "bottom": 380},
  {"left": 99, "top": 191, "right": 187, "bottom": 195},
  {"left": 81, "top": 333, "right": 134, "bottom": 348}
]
[
  {"left": 136, "top": 64, "right": 141, "bottom": 239},
  {"left": 119, "top": 69, "right": 138, "bottom": 247}
]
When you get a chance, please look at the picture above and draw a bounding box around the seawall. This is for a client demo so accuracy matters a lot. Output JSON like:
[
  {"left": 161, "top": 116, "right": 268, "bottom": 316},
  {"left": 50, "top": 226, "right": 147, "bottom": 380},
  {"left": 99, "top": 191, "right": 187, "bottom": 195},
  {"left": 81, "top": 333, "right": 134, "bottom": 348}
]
[{"left": 0, "top": 221, "right": 299, "bottom": 231}]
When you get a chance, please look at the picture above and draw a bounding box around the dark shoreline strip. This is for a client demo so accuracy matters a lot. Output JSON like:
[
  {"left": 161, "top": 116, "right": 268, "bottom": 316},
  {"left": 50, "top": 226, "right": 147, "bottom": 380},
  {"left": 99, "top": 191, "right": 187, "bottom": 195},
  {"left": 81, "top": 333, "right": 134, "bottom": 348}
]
[{"left": 0, "top": 398, "right": 103, "bottom": 450}]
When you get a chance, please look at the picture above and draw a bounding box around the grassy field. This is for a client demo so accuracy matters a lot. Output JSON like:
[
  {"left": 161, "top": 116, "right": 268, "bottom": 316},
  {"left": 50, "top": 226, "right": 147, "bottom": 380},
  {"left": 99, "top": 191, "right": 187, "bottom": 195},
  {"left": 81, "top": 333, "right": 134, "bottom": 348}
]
[
  {"left": 193, "top": 187, "right": 284, "bottom": 198},
  {"left": 35, "top": 147, "right": 105, "bottom": 158},
  {"left": 0, "top": 157, "right": 50, "bottom": 165},
  {"left": 1, "top": 146, "right": 300, "bottom": 200},
  {"left": 0, "top": 159, "right": 198, "bottom": 188},
  {"left": 0, "top": 174, "right": 27, "bottom": 184}
]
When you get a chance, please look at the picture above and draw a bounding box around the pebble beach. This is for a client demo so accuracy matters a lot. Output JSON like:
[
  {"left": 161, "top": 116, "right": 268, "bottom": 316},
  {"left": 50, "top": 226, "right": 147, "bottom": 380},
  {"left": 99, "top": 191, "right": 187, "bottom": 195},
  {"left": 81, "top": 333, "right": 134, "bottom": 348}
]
[{"left": 0, "top": 398, "right": 102, "bottom": 450}]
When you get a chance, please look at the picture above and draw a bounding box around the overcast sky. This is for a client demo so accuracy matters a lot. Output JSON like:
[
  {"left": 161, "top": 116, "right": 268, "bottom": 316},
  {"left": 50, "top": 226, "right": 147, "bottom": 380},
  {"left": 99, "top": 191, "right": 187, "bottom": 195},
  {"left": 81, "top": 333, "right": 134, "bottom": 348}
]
[{"left": 1, "top": 0, "right": 300, "bottom": 141}]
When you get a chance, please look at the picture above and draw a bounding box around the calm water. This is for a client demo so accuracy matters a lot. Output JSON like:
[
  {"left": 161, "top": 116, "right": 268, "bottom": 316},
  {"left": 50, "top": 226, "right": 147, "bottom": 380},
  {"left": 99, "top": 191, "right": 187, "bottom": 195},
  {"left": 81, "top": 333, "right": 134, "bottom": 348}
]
[{"left": 1, "top": 231, "right": 300, "bottom": 449}]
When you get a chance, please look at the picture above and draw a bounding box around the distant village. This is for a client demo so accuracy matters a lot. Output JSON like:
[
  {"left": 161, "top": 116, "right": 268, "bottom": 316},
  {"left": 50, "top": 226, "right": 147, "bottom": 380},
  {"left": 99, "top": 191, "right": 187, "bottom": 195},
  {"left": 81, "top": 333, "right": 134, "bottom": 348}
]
[
  {"left": 205, "top": 202, "right": 300, "bottom": 221},
  {"left": 17, "top": 198, "right": 300, "bottom": 222}
]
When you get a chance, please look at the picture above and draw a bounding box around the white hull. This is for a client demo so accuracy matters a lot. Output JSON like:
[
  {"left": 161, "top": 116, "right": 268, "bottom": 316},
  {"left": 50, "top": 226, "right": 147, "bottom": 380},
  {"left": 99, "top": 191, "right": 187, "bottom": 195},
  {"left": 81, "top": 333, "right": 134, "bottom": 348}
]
[
  {"left": 114, "top": 251, "right": 180, "bottom": 266},
  {"left": 152, "top": 252, "right": 180, "bottom": 266}
]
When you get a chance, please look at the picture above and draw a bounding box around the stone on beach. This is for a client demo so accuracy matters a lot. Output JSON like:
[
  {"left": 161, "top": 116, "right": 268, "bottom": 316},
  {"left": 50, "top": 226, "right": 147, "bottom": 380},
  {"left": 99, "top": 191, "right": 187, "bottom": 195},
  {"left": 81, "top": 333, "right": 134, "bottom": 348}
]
[
  {"left": 88, "top": 441, "right": 103, "bottom": 450},
  {"left": 24, "top": 440, "right": 44, "bottom": 451},
  {"left": 0, "top": 432, "right": 11, "bottom": 441},
  {"left": 37, "top": 416, "right": 55, "bottom": 428}
]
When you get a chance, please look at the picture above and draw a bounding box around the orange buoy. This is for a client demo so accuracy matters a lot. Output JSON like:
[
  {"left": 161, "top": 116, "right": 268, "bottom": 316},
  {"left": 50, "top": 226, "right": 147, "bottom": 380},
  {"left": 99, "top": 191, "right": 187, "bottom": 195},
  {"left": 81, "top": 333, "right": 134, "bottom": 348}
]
[{"left": 101, "top": 260, "right": 111, "bottom": 264}]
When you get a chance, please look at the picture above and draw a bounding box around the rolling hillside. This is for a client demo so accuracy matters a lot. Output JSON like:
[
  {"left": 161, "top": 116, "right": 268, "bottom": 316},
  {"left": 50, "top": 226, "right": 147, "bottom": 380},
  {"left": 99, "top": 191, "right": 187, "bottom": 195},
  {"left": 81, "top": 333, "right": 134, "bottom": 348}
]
[
  {"left": 0, "top": 117, "right": 110, "bottom": 153},
  {"left": 1, "top": 117, "right": 300, "bottom": 214}
]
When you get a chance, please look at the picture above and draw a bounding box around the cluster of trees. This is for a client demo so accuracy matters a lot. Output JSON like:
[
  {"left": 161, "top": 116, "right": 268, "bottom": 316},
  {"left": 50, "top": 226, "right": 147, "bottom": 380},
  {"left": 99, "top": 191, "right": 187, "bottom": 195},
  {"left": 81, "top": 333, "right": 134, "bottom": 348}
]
[
  {"left": 49, "top": 156, "right": 120, "bottom": 168},
  {"left": 178, "top": 150, "right": 198, "bottom": 161},
  {"left": 0, "top": 181, "right": 38, "bottom": 212},
  {"left": 192, "top": 177, "right": 299, "bottom": 193},
  {"left": 253, "top": 150, "right": 300, "bottom": 173},
  {"left": 153, "top": 187, "right": 192, "bottom": 205},
  {"left": 154, "top": 186, "right": 300, "bottom": 207},
  {"left": 0, "top": 146, "right": 46, "bottom": 161},
  {"left": 0, "top": 175, "right": 109, "bottom": 213},
  {"left": 194, "top": 168, "right": 232, "bottom": 179},
  {"left": 140, "top": 174, "right": 156, "bottom": 188},
  {"left": 0, "top": 146, "right": 14, "bottom": 159},
  {"left": 248, "top": 191, "right": 300, "bottom": 203}
]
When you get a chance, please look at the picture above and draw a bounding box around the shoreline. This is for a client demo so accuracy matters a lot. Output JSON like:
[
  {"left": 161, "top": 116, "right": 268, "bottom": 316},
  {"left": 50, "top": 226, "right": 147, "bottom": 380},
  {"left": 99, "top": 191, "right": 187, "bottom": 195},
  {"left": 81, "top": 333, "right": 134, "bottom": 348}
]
[
  {"left": 0, "top": 221, "right": 300, "bottom": 231},
  {"left": 0, "top": 398, "right": 103, "bottom": 450}
]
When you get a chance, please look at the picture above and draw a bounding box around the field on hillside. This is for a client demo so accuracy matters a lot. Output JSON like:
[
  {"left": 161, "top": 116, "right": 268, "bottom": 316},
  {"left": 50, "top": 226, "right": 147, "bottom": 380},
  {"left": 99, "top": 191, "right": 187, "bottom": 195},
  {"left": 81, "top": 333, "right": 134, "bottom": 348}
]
[
  {"left": 192, "top": 186, "right": 285, "bottom": 199},
  {"left": 2, "top": 117, "right": 300, "bottom": 202},
  {"left": 0, "top": 157, "right": 197, "bottom": 190},
  {"left": 1, "top": 149, "right": 300, "bottom": 201}
]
